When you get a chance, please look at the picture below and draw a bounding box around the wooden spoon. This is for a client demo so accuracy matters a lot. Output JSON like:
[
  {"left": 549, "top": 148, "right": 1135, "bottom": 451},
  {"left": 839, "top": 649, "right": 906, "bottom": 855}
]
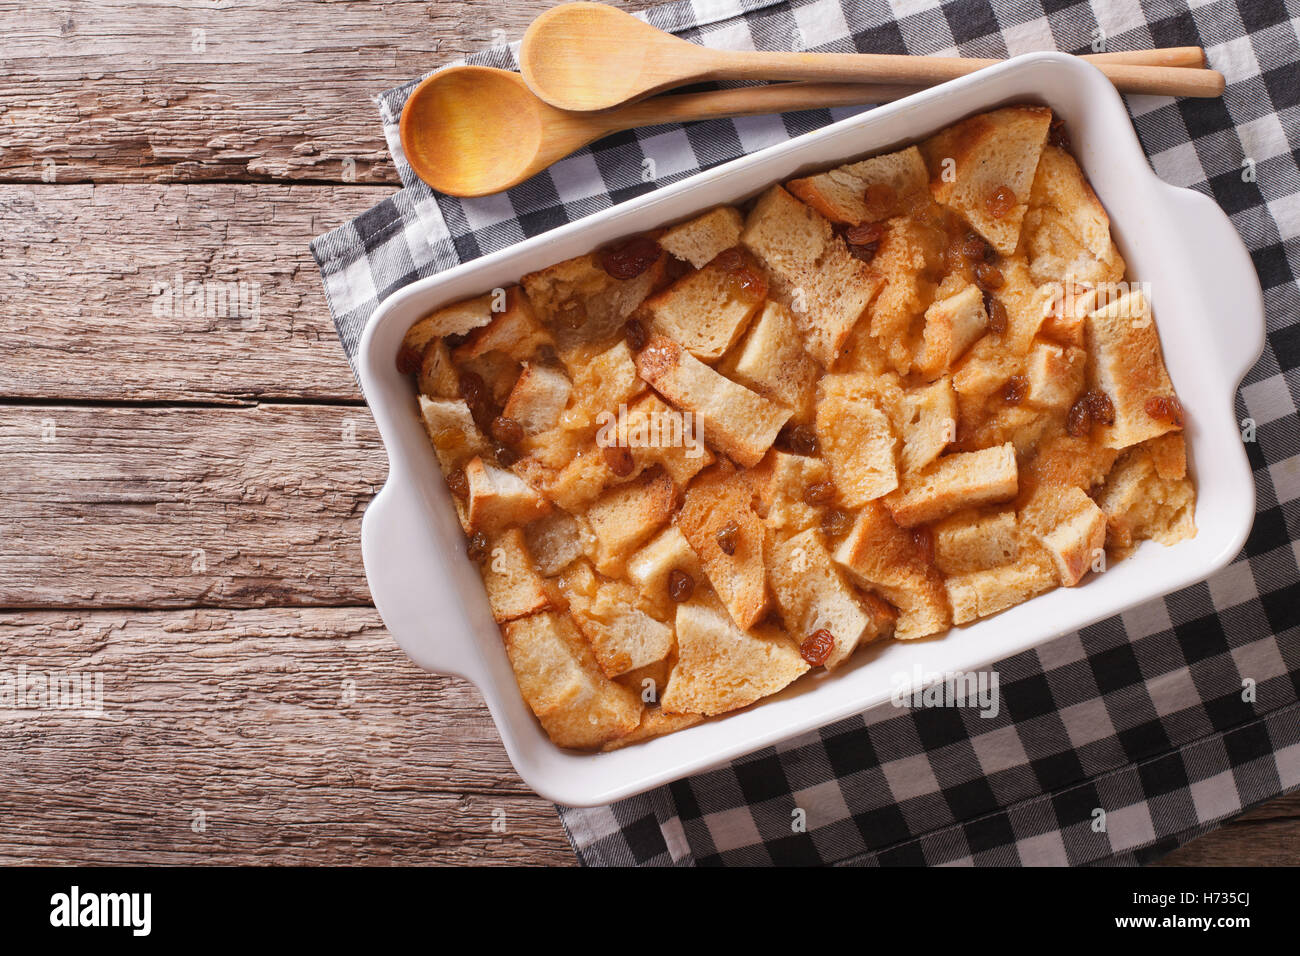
[
  {"left": 519, "top": 2, "right": 1223, "bottom": 111},
  {"left": 400, "top": 66, "right": 918, "bottom": 197}
]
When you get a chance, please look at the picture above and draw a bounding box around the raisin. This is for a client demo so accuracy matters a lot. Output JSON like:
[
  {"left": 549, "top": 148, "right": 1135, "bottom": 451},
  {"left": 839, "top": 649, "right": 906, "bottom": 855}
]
[
  {"left": 820, "top": 508, "right": 852, "bottom": 538},
  {"left": 959, "top": 231, "right": 991, "bottom": 262},
  {"left": 446, "top": 469, "right": 469, "bottom": 499},
  {"left": 396, "top": 343, "right": 422, "bottom": 376},
  {"left": 1086, "top": 388, "right": 1116, "bottom": 426},
  {"left": 599, "top": 236, "right": 661, "bottom": 280},
  {"left": 1048, "top": 117, "right": 1071, "bottom": 150},
  {"left": 1066, "top": 397, "right": 1092, "bottom": 438},
  {"left": 623, "top": 317, "right": 649, "bottom": 351},
  {"left": 803, "top": 480, "right": 835, "bottom": 507},
  {"left": 466, "top": 532, "right": 490, "bottom": 563},
  {"left": 458, "top": 371, "right": 487, "bottom": 407},
  {"left": 912, "top": 526, "right": 935, "bottom": 565},
  {"left": 667, "top": 568, "right": 695, "bottom": 603},
  {"left": 984, "top": 292, "right": 1008, "bottom": 334},
  {"left": 716, "top": 247, "right": 768, "bottom": 299},
  {"left": 986, "top": 184, "right": 1016, "bottom": 219},
  {"left": 800, "top": 629, "right": 835, "bottom": 667},
  {"left": 715, "top": 520, "right": 739, "bottom": 556},
  {"left": 491, "top": 415, "right": 524, "bottom": 445},
  {"left": 602, "top": 442, "right": 635, "bottom": 477},
  {"left": 493, "top": 442, "right": 519, "bottom": 467},
  {"left": 781, "top": 423, "right": 819, "bottom": 457},
  {"left": 1002, "top": 375, "right": 1028, "bottom": 405},
  {"left": 1144, "top": 395, "right": 1184, "bottom": 427},
  {"left": 845, "top": 222, "right": 885, "bottom": 246},
  {"left": 975, "top": 261, "right": 1004, "bottom": 291}
]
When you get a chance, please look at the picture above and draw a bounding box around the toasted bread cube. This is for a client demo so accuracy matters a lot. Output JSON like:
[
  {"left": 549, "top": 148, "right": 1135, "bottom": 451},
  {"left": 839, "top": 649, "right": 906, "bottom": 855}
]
[
  {"left": 418, "top": 397, "right": 490, "bottom": 473},
  {"left": 627, "top": 525, "right": 703, "bottom": 609},
  {"left": 522, "top": 440, "right": 642, "bottom": 513},
  {"left": 919, "top": 284, "right": 987, "bottom": 377},
  {"left": 768, "top": 529, "right": 890, "bottom": 669},
  {"left": 642, "top": 253, "right": 764, "bottom": 360},
  {"left": 562, "top": 339, "right": 644, "bottom": 431},
  {"left": 417, "top": 338, "right": 460, "bottom": 399},
  {"left": 899, "top": 377, "right": 956, "bottom": 475},
  {"left": 885, "top": 443, "right": 1018, "bottom": 527},
  {"left": 456, "top": 350, "right": 520, "bottom": 406},
  {"left": 521, "top": 251, "right": 665, "bottom": 359},
  {"left": 725, "top": 301, "right": 819, "bottom": 421},
  {"left": 933, "top": 510, "right": 1019, "bottom": 575},
  {"left": 465, "top": 456, "right": 552, "bottom": 532},
  {"left": 1096, "top": 438, "right": 1196, "bottom": 552},
  {"left": 1023, "top": 146, "right": 1126, "bottom": 285},
  {"left": 678, "top": 465, "right": 769, "bottom": 630},
  {"left": 523, "top": 509, "right": 588, "bottom": 576},
  {"left": 833, "top": 503, "right": 951, "bottom": 640},
  {"left": 1019, "top": 433, "right": 1118, "bottom": 501},
  {"left": 600, "top": 707, "right": 704, "bottom": 751},
  {"left": 400, "top": 292, "right": 495, "bottom": 361},
  {"left": 606, "top": 392, "right": 715, "bottom": 489},
  {"left": 754, "top": 449, "right": 832, "bottom": 537},
  {"left": 1146, "top": 432, "right": 1188, "bottom": 481},
  {"left": 741, "top": 186, "right": 883, "bottom": 366},
  {"left": 636, "top": 336, "right": 790, "bottom": 467},
  {"left": 503, "top": 611, "right": 642, "bottom": 749},
  {"left": 1039, "top": 282, "right": 1097, "bottom": 348},
  {"left": 1025, "top": 340, "right": 1086, "bottom": 410},
  {"left": 920, "top": 105, "right": 1052, "bottom": 255},
  {"left": 480, "top": 527, "right": 552, "bottom": 622},
  {"left": 945, "top": 549, "right": 1058, "bottom": 625},
  {"left": 557, "top": 561, "right": 675, "bottom": 678},
  {"left": 658, "top": 206, "right": 744, "bottom": 269},
  {"left": 865, "top": 217, "right": 946, "bottom": 373},
  {"left": 618, "top": 656, "right": 676, "bottom": 703},
  {"left": 787, "top": 145, "right": 931, "bottom": 225},
  {"left": 816, "top": 395, "right": 898, "bottom": 506},
  {"left": 453, "top": 286, "right": 552, "bottom": 364},
  {"left": 1086, "top": 290, "right": 1181, "bottom": 450},
  {"left": 1021, "top": 485, "right": 1107, "bottom": 586},
  {"left": 585, "top": 468, "right": 677, "bottom": 575},
  {"left": 502, "top": 362, "right": 572, "bottom": 436},
  {"left": 661, "top": 601, "right": 809, "bottom": 716}
]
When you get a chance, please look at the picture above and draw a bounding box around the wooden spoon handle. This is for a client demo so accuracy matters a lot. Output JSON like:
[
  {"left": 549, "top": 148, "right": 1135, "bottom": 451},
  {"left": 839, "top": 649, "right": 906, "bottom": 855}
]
[
  {"left": 1085, "top": 46, "right": 1205, "bottom": 68},
  {"left": 706, "top": 49, "right": 1224, "bottom": 98},
  {"left": 605, "top": 82, "right": 921, "bottom": 130}
]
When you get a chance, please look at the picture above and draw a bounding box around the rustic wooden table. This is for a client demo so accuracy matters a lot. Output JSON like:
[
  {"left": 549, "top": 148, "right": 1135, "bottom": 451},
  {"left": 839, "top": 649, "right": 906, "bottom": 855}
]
[{"left": 1, "top": 0, "right": 1293, "bottom": 866}]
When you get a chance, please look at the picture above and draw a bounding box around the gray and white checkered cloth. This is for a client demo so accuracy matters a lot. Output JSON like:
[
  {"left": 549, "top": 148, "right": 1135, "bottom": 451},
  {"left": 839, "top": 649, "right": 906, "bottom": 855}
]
[{"left": 312, "top": 0, "right": 1300, "bottom": 866}]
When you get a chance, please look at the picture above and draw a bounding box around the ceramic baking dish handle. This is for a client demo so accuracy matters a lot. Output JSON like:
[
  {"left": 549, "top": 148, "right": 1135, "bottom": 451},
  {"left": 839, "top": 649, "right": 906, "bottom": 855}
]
[
  {"left": 361, "top": 477, "right": 484, "bottom": 681},
  {"left": 1158, "top": 182, "right": 1266, "bottom": 386}
]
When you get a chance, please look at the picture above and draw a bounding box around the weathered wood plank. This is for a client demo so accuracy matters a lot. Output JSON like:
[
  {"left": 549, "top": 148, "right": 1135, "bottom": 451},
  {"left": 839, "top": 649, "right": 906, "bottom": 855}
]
[
  {"left": 0, "top": 607, "right": 574, "bottom": 864},
  {"left": 1156, "top": 812, "right": 1300, "bottom": 867},
  {"left": 0, "top": 184, "right": 383, "bottom": 403},
  {"left": 0, "top": 0, "right": 653, "bottom": 184},
  {"left": 0, "top": 403, "right": 387, "bottom": 608}
]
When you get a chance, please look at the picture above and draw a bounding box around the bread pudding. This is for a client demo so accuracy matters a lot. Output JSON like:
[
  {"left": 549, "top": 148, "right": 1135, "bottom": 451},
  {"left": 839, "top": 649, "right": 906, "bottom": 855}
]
[{"left": 397, "top": 105, "right": 1196, "bottom": 750}]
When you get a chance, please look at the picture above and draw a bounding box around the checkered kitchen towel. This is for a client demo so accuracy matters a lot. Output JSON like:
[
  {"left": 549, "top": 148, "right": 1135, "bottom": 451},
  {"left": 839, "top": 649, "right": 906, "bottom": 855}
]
[{"left": 311, "top": 0, "right": 1300, "bottom": 865}]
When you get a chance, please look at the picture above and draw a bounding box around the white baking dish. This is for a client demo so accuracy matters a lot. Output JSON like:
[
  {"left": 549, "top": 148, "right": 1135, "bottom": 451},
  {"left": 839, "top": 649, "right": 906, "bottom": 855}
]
[{"left": 356, "top": 53, "right": 1264, "bottom": 807}]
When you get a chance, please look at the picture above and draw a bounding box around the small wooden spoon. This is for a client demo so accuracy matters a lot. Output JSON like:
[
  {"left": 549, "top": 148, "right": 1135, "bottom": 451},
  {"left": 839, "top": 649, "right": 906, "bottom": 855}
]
[
  {"left": 400, "top": 66, "right": 917, "bottom": 197},
  {"left": 519, "top": 2, "right": 1223, "bottom": 111}
]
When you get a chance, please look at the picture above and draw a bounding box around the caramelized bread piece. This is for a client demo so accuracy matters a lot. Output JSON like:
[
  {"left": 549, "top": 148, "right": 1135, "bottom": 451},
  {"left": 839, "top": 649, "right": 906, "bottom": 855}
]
[
  {"left": 453, "top": 286, "right": 553, "bottom": 364},
  {"left": 816, "top": 395, "right": 899, "bottom": 506},
  {"left": 725, "top": 300, "right": 819, "bottom": 422},
  {"left": 400, "top": 292, "right": 496, "bottom": 361},
  {"left": 584, "top": 468, "right": 678, "bottom": 576},
  {"left": 932, "top": 510, "right": 1019, "bottom": 575},
  {"left": 502, "top": 362, "right": 572, "bottom": 436},
  {"left": 1020, "top": 484, "right": 1107, "bottom": 586},
  {"left": 885, "top": 443, "right": 1018, "bottom": 527},
  {"left": 678, "top": 464, "right": 769, "bottom": 630},
  {"left": 787, "top": 146, "right": 931, "bottom": 225},
  {"left": 919, "top": 284, "right": 987, "bottom": 377},
  {"left": 465, "top": 456, "right": 553, "bottom": 532},
  {"left": 480, "top": 527, "right": 553, "bottom": 622},
  {"left": 658, "top": 206, "right": 743, "bottom": 268},
  {"left": 945, "top": 548, "right": 1057, "bottom": 625},
  {"left": 641, "top": 250, "right": 765, "bottom": 360},
  {"left": 661, "top": 601, "right": 809, "bottom": 716},
  {"left": 1022, "top": 145, "right": 1126, "bottom": 285},
  {"left": 600, "top": 707, "right": 705, "bottom": 750},
  {"left": 556, "top": 560, "right": 675, "bottom": 679},
  {"left": 1096, "top": 436, "right": 1196, "bottom": 553}
]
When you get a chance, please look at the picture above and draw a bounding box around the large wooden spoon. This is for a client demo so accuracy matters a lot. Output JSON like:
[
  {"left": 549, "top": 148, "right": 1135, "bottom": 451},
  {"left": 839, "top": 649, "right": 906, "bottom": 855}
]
[
  {"left": 519, "top": 2, "right": 1222, "bottom": 111},
  {"left": 400, "top": 66, "right": 919, "bottom": 197}
]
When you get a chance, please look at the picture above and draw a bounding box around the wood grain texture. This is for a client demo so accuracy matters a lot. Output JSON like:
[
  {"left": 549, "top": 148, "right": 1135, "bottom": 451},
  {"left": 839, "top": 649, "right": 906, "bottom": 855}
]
[
  {"left": 0, "top": 403, "right": 386, "bottom": 608},
  {"left": 0, "top": 0, "right": 654, "bottom": 185},
  {"left": 0, "top": 607, "right": 573, "bottom": 864},
  {"left": 0, "top": 184, "right": 376, "bottom": 403}
]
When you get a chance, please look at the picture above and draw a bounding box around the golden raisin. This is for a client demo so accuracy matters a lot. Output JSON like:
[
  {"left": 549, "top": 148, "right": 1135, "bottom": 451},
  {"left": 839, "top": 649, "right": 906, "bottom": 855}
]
[
  {"left": 446, "top": 469, "right": 469, "bottom": 498},
  {"left": 668, "top": 568, "right": 695, "bottom": 603},
  {"left": 781, "top": 423, "right": 819, "bottom": 457},
  {"left": 1066, "top": 397, "right": 1092, "bottom": 438},
  {"left": 491, "top": 416, "right": 524, "bottom": 445},
  {"left": 1001, "top": 375, "right": 1028, "bottom": 405},
  {"left": 803, "top": 480, "right": 835, "bottom": 507},
  {"left": 986, "top": 184, "right": 1016, "bottom": 219},
  {"left": 800, "top": 629, "right": 835, "bottom": 667},
  {"left": 493, "top": 442, "right": 519, "bottom": 467},
  {"left": 1048, "top": 117, "right": 1071, "bottom": 149},
  {"left": 845, "top": 222, "right": 885, "bottom": 246},
  {"left": 1144, "top": 395, "right": 1184, "bottom": 427},
  {"left": 975, "top": 261, "right": 1004, "bottom": 291},
  {"left": 1086, "top": 388, "right": 1116, "bottom": 426},
  {"left": 959, "top": 231, "right": 992, "bottom": 262},
  {"left": 602, "top": 442, "right": 635, "bottom": 477},
  {"left": 715, "top": 520, "right": 739, "bottom": 556},
  {"left": 396, "top": 343, "right": 422, "bottom": 376},
  {"left": 820, "top": 508, "right": 852, "bottom": 538},
  {"left": 458, "top": 371, "right": 487, "bottom": 406}
]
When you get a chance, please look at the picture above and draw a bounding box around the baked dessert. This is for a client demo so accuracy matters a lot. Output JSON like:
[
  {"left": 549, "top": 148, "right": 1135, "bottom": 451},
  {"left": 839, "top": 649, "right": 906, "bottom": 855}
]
[{"left": 397, "top": 105, "right": 1196, "bottom": 750}]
